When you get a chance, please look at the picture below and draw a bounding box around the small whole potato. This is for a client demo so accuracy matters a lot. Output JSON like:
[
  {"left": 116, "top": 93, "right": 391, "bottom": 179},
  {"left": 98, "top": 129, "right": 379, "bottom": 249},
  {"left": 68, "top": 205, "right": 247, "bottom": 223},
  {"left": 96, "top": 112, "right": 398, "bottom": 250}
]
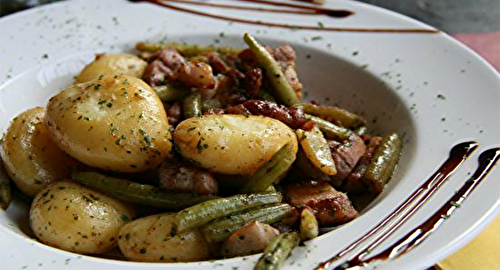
[
  {"left": 174, "top": 115, "right": 298, "bottom": 175},
  {"left": 118, "top": 213, "right": 211, "bottom": 262},
  {"left": 1, "top": 107, "right": 77, "bottom": 197},
  {"left": 76, "top": 53, "right": 148, "bottom": 83},
  {"left": 45, "top": 74, "right": 172, "bottom": 172},
  {"left": 30, "top": 181, "right": 135, "bottom": 254}
]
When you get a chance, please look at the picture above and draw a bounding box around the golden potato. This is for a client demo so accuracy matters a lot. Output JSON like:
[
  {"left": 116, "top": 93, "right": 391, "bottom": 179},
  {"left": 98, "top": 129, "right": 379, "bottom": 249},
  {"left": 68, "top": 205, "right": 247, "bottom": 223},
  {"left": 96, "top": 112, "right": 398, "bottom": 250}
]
[
  {"left": 30, "top": 181, "right": 135, "bottom": 254},
  {"left": 174, "top": 115, "right": 298, "bottom": 175},
  {"left": 117, "top": 213, "right": 211, "bottom": 262},
  {"left": 45, "top": 75, "right": 172, "bottom": 172},
  {"left": 76, "top": 53, "right": 147, "bottom": 83},
  {"left": 0, "top": 107, "right": 77, "bottom": 197}
]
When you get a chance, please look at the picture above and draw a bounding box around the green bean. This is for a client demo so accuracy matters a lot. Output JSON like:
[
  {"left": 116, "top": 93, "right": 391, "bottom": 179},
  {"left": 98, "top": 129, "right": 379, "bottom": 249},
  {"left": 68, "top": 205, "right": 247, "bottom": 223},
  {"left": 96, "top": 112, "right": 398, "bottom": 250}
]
[
  {"left": 306, "top": 114, "right": 352, "bottom": 141},
  {"left": 174, "top": 192, "right": 282, "bottom": 233},
  {"left": 243, "top": 33, "right": 300, "bottom": 107},
  {"left": 296, "top": 126, "right": 337, "bottom": 176},
  {"left": 299, "top": 103, "right": 366, "bottom": 129},
  {"left": 135, "top": 42, "right": 242, "bottom": 56},
  {"left": 254, "top": 232, "right": 301, "bottom": 270},
  {"left": 71, "top": 172, "right": 217, "bottom": 210},
  {"left": 294, "top": 149, "right": 330, "bottom": 181},
  {"left": 153, "top": 84, "right": 190, "bottom": 102},
  {"left": 0, "top": 157, "right": 12, "bottom": 210},
  {"left": 257, "top": 89, "right": 277, "bottom": 103},
  {"left": 202, "top": 203, "right": 293, "bottom": 243},
  {"left": 300, "top": 208, "right": 318, "bottom": 240},
  {"left": 354, "top": 126, "right": 368, "bottom": 136},
  {"left": 240, "top": 143, "right": 296, "bottom": 193},
  {"left": 265, "top": 185, "right": 277, "bottom": 192},
  {"left": 182, "top": 92, "right": 202, "bottom": 118},
  {"left": 364, "top": 133, "right": 402, "bottom": 194}
]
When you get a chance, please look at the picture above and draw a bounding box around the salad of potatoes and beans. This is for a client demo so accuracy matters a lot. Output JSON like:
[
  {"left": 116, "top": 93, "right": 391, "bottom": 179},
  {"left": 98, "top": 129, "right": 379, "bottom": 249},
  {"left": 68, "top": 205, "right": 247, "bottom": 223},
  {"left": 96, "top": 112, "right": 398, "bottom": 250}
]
[{"left": 0, "top": 33, "right": 402, "bottom": 269}]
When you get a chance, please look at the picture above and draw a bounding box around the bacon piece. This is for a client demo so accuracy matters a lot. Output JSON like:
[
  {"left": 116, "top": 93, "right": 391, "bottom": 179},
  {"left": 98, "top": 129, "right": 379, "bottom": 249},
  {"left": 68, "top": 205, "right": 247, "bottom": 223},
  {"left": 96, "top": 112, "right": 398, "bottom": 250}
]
[
  {"left": 343, "top": 136, "right": 383, "bottom": 194},
  {"left": 226, "top": 100, "right": 308, "bottom": 130},
  {"left": 165, "top": 102, "right": 182, "bottom": 126},
  {"left": 221, "top": 221, "right": 279, "bottom": 258},
  {"left": 159, "top": 159, "right": 218, "bottom": 195},
  {"left": 328, "top": 134, "right": 366, "bottom": 187},
  {"left": 142, "top": 48, "right": 186, "bottom": 86},
  {"left": 285, "top": 181, "right": 358, "bottom": 226},
  {"left": 244, "top": 68, "right": 263, "bottom": 97}
]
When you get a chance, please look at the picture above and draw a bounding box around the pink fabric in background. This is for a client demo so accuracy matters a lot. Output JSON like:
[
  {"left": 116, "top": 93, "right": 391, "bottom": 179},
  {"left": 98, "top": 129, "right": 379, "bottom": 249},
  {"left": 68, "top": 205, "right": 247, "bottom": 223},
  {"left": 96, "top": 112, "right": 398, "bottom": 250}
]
[{"left": 452, "top": 31, "right": 500, "bottom": 72}]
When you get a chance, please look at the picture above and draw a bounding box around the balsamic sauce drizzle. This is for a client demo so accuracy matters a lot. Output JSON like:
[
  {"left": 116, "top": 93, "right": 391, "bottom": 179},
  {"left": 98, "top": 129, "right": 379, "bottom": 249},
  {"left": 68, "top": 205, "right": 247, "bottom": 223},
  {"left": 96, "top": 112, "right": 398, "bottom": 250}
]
[
  {"left": 163, "top": 0, "right": 353, "bottom": 17},
  {"left": 338, "top": 147, "right": 500, "bottom": 270},
  {"left": 316, "top": 141, "right": 479, "bottom": 270},
  {"left": 238, "top": 0, "right": 354, "bottom": 17},
  {"left": 130, "top": 0, "right": 439, "bottom": 33}
]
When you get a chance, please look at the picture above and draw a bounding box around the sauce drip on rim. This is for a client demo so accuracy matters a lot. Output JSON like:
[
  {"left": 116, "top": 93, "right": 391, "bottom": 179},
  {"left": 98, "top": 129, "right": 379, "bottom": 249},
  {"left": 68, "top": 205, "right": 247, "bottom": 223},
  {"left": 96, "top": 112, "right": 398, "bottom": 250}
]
[
  {"left": 129, "top": 0, "right": 439, "bottom": 33},
  {"left": 335, "top": 147, "right": 500, "bottom": 270},
  {"left": 160, "top": 0, "right": 354, "bottom": 18},
  {"left": 316, "top": 141, "right": 479, "bottom": 270}
]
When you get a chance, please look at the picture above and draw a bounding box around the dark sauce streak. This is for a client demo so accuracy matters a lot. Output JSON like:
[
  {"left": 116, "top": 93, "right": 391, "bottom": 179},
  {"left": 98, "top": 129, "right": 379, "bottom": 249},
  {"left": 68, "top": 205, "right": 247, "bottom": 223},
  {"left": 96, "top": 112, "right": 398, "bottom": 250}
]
[
  {"left": 239, "top": 0, "right": 354, "bottom": 18},
  {"left": 316, "top": 141, "right": 478, "bottom": 270},
  {"left": 130, "top": 0, "right": 439, "bottom": 33},
  {"left": 339, "top": 147, "right": 500, "bottom": 270},
  {"left": 162, "top": 0, "right": 353, "bottom": 18}
]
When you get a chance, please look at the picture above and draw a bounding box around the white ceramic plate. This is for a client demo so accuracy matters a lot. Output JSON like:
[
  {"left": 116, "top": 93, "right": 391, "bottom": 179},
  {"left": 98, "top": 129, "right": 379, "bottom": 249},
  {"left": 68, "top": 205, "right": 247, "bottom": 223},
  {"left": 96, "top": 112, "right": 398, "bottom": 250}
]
[{"left": 0, "top": 0, "right": 499, "bottom": 269}]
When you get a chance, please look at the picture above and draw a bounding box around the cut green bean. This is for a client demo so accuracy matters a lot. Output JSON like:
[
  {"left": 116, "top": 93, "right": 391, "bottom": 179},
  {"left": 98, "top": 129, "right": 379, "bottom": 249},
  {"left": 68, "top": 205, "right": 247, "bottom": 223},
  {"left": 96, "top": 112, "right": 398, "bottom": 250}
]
[
  {"left": 135, "top": 42, "right": 242, "bottom": 56},
  {"left": 0, "top": 157, "right": 12, "bottom": 210},
  {"left": 294, "top": 149, "right": 330, "bottom": 181},
  {"left": 240, "top": 143, "right": 296, "bottom": 193},
  {"left": 364, "top": 133, "right": 402, "bottom": 194},
  {"left": 354, "top": 126, "right": 368, "bottom": 136},
  {"left": 265, "top": 185, "right": 277, "bottom": 192},
  {"left": 254, "top": 232, "right": 301, "bottom": 270},
  {"left": 243, "top": 33, "right": 300, "bottom": 107},
  {"left": 153, "top": 84, "right": 190, "bottom": 102},
  {"left": 306, "top": 114, "right": 352, "bottom": 141},
  {"left": 202, "top": 203, "right": 293, "bottom": 243},
  {"left": 300, "top": 208, "right": 319, "bottom": 240},
  {"left": 296, "top": 126, "right": 337, "bottom": 176},
  {"left": 299, "top": 103, "right": 366, "bottom": 129},
  {"left": 71, "top": 172, "right": 217, "bottom": 210},
  {"left": 182, "top": 92, "right": 202, "bottom": 118},
  {"left": 174, "top": 192, "right": 282, "bottom": 233},
  {"left": 257, "top": 89, "right": 277, "bottom": 103}
]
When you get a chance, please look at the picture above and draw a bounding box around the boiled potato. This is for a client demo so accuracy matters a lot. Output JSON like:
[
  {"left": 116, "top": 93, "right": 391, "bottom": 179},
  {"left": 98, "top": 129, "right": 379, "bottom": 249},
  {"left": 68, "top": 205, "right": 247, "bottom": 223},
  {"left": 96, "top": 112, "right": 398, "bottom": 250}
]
[
  {"left": 118, "top": 213, "right": 211, "bottom": 262},
  {"left": 76, "top": 53, "right": 147, "bottom": 83},
  {"left": 30, "top": 181, "right": 135, "bottom": 254},
  {"left": 0, "top": 107, "right": 77, "bottom": 197},
  {"left": 45, "top": 74, "right": 172, "bottom": 172},
  {"left": 174, "top": 115, "right": 298, "bottom": 175}
]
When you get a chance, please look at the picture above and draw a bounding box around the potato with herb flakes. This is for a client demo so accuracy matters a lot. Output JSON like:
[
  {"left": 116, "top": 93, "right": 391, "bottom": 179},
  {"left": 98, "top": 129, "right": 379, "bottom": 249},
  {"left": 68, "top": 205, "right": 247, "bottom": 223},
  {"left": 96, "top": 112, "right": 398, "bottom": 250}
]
[
  {"left": 76, "top": 53, "right": 148, "bottom": 83},
  {"left": 174, "top": 115, "right": 298, "bottom": 175},
  {"left": 45, "top": 74, "right": 172, "bottom": 173},
  {"left": 117, "top": 213, "right": 211, "bottom": 262},
  {"left": 30, "top": 181, "right": 135, "bottom": 255},
  {"left": 0, "top": 107, "right": 77, "bottom": 197}
]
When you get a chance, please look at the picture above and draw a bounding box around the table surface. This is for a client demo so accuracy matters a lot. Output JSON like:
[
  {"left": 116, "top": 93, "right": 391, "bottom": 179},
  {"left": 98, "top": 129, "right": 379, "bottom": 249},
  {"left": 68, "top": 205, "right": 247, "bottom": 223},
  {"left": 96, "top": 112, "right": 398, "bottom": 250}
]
[{"left": 0, "top": 1, "right": 499, "bottom": 270}]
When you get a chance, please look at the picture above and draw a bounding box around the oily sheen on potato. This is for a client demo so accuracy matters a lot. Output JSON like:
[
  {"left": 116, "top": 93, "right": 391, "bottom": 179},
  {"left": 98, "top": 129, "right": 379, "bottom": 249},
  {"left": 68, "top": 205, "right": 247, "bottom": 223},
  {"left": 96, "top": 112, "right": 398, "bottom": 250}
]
[
  {"left": 76, "top": 53, "right": 148, "bottom": 83},
  {"left": 0, "top": 107, "right": 77, "bottom": 197},
  {"left": 118, "top": 213, "right": 211, "bottom": 262},
  {"left": 30, "top": 181, "right": 135, "bottom": 254},
  {"left": 45, "top": 74, "right": 172, "bottom": 172},
  {"left": 174, "top": 115, "right": 298, "bottom": 175}
]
